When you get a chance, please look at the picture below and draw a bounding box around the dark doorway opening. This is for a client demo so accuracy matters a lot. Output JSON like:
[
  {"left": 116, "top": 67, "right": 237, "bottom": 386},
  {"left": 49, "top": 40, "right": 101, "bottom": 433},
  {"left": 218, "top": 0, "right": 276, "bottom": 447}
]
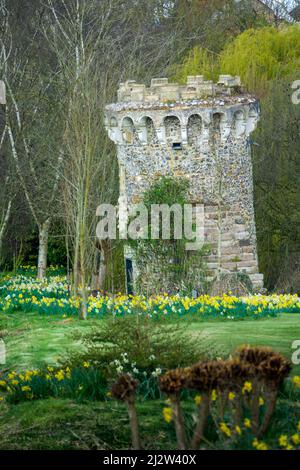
[{"left": 125, "top": 258, "right": 133, "bottom": 295}]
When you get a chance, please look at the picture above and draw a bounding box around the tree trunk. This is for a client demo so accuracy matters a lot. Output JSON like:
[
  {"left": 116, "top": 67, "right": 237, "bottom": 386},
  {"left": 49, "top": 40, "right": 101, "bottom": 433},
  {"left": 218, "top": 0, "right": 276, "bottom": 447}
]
[
  {"left": 190, "top": 393, "right": 210, "bottom": 449},
  {"left": 171, "top": 397, "right": 186, "bottom": 450},
  {"left": 0, "top": 199, "right": 12, "bottom": 263},
  {"left": 37, "top": 219, "right": 51, "bottom": 279},
  {"left": 258, "top": 388, "right": 278, "bottom": 438},
  {"left": 80, "top": 285, "right": 88, "bottom": 320},
  {"left": 251, "top": 380, "right": 261, "bottom": 436},
  {"left": 126, "top": 400, "right": 141, "bottom": 450},
  {"left": 72, "top": 218, "right": 80, "bottom": 295},
  {"left": 79, "top": 238, "right": 88, "bottom": 320},
  {"left": 98, "top": 249, "right": 107, "bottom": 290}
]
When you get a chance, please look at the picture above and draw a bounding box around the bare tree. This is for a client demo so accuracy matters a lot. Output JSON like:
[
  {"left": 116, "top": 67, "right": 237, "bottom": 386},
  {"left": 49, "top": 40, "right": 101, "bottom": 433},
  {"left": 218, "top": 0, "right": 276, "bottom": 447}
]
[
  {"left": 262, "top": 0, "right": 300, "bottom": 18},
  {"left": 0, "top": 0, "right": 64, "bottom": 278},
  {"left": 44, "top": 0, "right": 121, "bottom": 317},
  {"left": 0, "top": 92, "right": 12, "bottom": 262},
  {"left": 0, "top": 168, "right": 13, "bottom": 264}
]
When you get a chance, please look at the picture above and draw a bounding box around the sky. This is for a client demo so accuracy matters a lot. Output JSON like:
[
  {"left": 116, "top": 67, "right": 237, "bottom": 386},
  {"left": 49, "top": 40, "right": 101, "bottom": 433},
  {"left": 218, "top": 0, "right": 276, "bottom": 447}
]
[
  {"left": 234, "top": 1, "right": 299, "bottom": 12},
  {"left": 275, "top": 0, "right": 298, "bottom": 9},
  {"left": 260, "top": 0, "right": 299, "bottom": 15}
]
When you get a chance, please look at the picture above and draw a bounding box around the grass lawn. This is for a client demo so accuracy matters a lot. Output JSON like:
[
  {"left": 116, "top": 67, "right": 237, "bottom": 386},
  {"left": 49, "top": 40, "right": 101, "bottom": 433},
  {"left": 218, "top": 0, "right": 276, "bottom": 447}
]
[
  {"left": 0, "top": 395, "right": 299, "bottom": 450},
  {"left": 2, "top": 311, "right": 300, "bottom": 374},
  {"left": 1, "top": 311, "right": 300, "bottom": 450},
  {"left": 0, "top": 398, "right": 179, "bottom": 450}
]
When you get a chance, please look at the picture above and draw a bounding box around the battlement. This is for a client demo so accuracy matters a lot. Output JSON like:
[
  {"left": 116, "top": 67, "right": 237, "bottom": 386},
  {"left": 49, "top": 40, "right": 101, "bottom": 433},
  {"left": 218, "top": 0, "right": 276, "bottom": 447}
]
[
  {"left": 105, "top": 78, "right": 260, "bottom": 147},
  {"left": 116, "top": 75, "right": 242, "bottom": 104}
]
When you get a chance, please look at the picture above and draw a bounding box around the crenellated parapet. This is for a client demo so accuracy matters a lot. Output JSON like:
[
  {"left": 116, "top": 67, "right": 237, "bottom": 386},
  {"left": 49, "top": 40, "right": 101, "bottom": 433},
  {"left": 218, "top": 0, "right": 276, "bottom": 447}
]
[
  {"left": 105, "top": 76, "right": 260, "bottom": 148},
  {"left": 116, "top": 75, "right": 242, "bottom": 103}
]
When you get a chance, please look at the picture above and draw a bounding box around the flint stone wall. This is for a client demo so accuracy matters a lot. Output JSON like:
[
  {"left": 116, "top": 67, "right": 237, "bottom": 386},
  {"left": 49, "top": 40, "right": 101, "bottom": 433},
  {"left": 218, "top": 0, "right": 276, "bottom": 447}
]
[{"left": 105, "top": 76, "right": 264, "bottom": 290}]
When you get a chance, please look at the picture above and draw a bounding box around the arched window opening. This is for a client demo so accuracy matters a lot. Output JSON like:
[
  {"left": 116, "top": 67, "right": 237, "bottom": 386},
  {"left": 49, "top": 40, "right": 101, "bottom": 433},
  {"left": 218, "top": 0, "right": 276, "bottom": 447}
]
[
  {"left": 122, "top": 117, "right": 134, "bottom": 144},
  {"left": 164, "top": 116, "right": 182, "bottom": 149},
  {"left": 234, "top": 110, "right": 245, "bottom": 137},
  {"left": 139, "top": 116, "right": 156, "bottom": 143},
  {"left": 187, "top": 114, "right": 202, "bottom": 145},
  {"left": 247, "top": 108, "right": 258, "bottom": 135},
  {"left": 110, "top": 116, "right": 118, "bottom": 127},
  {"left": 212, "top": 113, "right": 225, "bottom": 139},
  {"left": 145, "top": 117, "right": 155, "bottom": 142}
]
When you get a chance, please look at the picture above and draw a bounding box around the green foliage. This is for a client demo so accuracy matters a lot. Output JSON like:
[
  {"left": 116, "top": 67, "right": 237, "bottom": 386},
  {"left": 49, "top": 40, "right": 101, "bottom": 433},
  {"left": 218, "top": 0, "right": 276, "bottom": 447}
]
[
  {"left": 2, "top": 366, "right": 107, "bottom": 405},
  {"left": 142, "top": 176, "right": 189, "bottom": 207},
  {"left": 47, "top": 240, "right": 67, "bottom": 268},
  {"left": 220, "top": 25, "right": 300, "bottom": 94},
  {"left": 0, "top": 397, "right": 190, "bottom": 450},
  {"left": 129, "top": 176, "right": 209, "bottom": 295},
  {"left": 252, "top": 74, "right": 300, "bottom": 291},
  {"left": 15, "top": 265, "right": 66, "bottom": 277},
  {"left": 170, "top": 46, "right": 221, "bottom": 83},
  {"left": 67, "top": 315, "right": 219, "bottom": 399},
  {"left": 0, "top": 395, "right": 298, "bottom": 450}
]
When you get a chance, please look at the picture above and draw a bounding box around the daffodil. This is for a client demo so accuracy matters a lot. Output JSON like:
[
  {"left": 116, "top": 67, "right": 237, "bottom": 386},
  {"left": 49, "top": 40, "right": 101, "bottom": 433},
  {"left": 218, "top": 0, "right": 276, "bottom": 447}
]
[
  {"left": 235, "top": 426, "right": 242, "bottom": 435},
  {"left": 259, "top": 397, "right": 265, "bottom": 406},
  {"left": 244, "top": 418, "right": 251, "bottom": 429},
  {"left": 163, "top": 407, "right": 173, "bottom": 423},
  {"left": 278, "top": 435, "right": 288, "bottom": 447},
  {"left": 220, "top": 422, "right": 231, "bottom": 437},
  {"left": 242, "top": 381, "right": 252, "bottom": 394},
  {"left": 253, "top": 438, "right": 268, "bottom": 450},
  {"left": 194, "top": 395, "right": 202, "bottom": 406},
  {"left": 54, "top": 370, "right": 65, "bottom": 381},
  {"left": 292, "top": 376, "right": 300, "bottom": 388},
  {"left": 291, "top": 434, "right": 300, "bottom": 445}
]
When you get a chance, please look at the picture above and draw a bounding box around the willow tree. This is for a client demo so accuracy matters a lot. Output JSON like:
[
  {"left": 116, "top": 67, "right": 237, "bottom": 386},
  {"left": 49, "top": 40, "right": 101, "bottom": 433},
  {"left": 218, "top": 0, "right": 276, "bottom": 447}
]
[
  {"left": 171, "top": 46, "right": 221, "bottom": 82},
  {"left": 220, "top": 25, "right": 300, "bottom": 95}
]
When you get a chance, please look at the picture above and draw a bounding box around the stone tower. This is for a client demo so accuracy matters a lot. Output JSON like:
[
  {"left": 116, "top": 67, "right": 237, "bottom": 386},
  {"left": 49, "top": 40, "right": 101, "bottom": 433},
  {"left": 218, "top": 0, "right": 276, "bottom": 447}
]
[{"left": 105, "top": 75, "right": 264, "bottom": 291}]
